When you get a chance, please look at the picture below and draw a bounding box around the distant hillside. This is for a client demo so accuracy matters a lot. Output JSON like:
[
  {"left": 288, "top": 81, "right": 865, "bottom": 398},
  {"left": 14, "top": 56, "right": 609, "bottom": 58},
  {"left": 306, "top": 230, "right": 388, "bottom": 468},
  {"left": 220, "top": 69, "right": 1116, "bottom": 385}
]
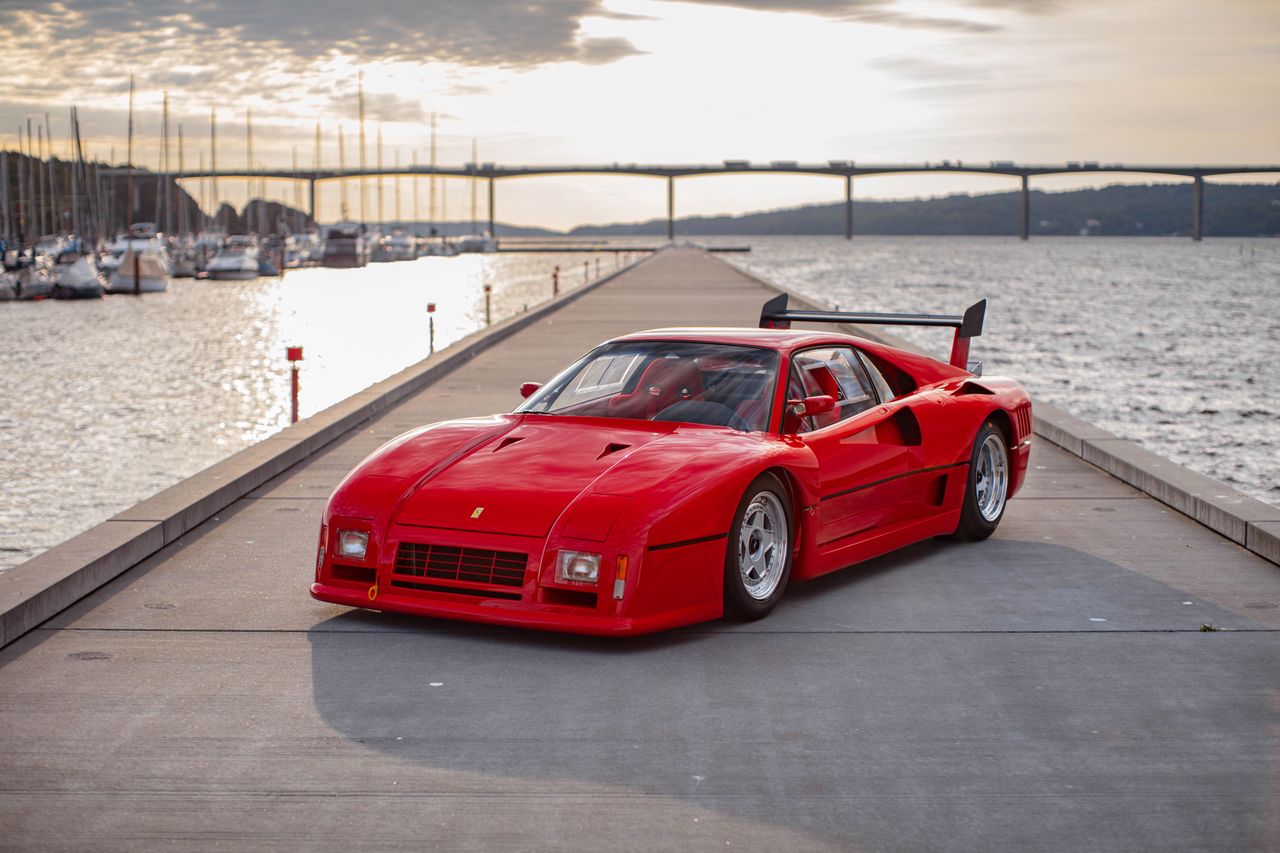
[{"left": 568, "top": 182, "right": 1280, "bottom": 237}]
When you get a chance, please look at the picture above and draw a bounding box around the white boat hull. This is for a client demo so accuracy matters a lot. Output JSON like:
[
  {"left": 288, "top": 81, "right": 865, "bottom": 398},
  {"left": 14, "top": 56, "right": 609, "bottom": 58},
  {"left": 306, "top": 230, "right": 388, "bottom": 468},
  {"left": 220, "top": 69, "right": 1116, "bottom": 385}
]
[
  {"left": 208, "top": 268, "right": 259, "bottom": 281},
  {"left": 108, "top": 273, "right": 168, "bottom": 293}
]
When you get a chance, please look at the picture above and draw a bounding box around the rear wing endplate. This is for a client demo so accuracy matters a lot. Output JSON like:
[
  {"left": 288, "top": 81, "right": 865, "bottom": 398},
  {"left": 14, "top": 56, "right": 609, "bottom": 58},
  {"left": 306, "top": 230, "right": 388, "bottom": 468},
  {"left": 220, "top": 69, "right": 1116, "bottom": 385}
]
[{"left": 759, "top": 294, "right": 986, "bottom": 370}]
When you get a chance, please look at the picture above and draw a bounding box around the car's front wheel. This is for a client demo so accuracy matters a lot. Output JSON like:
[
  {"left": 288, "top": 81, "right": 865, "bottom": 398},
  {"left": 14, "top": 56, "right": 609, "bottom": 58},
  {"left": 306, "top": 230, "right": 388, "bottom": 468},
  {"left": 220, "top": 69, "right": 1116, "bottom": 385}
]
[
  {"left": 953, "top": 420, "right": 1010, "bottom": 541},
  {"left": 724, "top": 473, "right": 793, "bottom": 620}
]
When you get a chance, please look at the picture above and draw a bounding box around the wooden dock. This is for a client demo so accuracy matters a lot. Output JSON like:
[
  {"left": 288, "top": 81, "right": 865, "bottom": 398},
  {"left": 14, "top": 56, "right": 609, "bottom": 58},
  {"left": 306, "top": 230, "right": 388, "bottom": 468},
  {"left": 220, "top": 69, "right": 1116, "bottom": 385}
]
[{"left": 1, "top": 249, "right": 1276, "bottom": 850}]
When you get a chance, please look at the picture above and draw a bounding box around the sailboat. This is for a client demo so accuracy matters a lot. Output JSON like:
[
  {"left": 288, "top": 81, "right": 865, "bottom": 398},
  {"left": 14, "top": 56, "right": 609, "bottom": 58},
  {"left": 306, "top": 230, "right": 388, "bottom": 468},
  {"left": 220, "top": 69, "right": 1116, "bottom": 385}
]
[
  {"left": 206, "top": 235, "right": 261, "bottom": 280},
  {"left": 109, "top": 249, "right": 169, "bottom": 292},
  {"left": 53, "top": 251, "right": 105, "bottom": 299}
]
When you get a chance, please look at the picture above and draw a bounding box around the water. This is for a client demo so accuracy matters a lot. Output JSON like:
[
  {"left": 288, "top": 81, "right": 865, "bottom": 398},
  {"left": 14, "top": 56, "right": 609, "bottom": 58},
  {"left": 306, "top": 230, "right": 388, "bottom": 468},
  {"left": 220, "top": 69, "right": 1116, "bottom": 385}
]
[
  {"left": 2, "top": 237, "right": 1276, "bottom": 573},
  {"left": 719, "top": 236, "right": 1280, "bottom": 508},
  {"left": 0, "top": 250, "right": 632, "bottom": 571}
]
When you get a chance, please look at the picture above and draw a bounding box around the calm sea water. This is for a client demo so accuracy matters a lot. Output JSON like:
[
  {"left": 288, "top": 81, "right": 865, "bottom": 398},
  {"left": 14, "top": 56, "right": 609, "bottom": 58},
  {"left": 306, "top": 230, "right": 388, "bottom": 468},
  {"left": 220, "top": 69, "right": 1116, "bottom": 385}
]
[
  {"left": 723, "top": 236, "right": 1280, "bottom": 508},
  {"left": 1, "top": 237, "right": 1276, "bottom": 572}
]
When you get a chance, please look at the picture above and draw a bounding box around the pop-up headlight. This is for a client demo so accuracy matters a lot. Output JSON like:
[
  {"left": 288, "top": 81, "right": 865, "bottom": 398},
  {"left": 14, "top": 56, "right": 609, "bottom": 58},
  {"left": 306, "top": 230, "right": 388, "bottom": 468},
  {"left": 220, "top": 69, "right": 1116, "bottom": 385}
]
[
  {"left": 556, "top": 550, "right": 601, "bottom": 585},
  {"left": 338, "top": 529, "right": 370, "bottom": 561}
]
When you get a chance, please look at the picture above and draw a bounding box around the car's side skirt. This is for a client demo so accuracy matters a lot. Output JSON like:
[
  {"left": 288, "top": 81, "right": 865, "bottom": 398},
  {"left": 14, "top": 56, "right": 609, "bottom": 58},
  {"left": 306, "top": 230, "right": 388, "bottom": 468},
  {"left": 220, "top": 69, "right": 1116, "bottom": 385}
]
[{"left": 795, "top": 509, "right": 962, "bottom": 581}]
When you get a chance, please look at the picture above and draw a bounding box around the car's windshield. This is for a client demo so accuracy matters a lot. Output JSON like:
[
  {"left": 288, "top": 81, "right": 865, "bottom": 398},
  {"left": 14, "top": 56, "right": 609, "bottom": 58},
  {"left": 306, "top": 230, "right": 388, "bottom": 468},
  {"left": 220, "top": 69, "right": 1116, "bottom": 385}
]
[{"left": 517, "top": 341, "right": 779, "bottom": 432}]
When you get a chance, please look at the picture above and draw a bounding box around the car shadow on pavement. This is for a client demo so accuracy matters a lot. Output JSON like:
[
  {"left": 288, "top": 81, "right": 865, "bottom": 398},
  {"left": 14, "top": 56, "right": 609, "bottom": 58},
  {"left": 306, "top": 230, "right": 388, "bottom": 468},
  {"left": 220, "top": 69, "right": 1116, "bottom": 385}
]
[{"left": 305, "top": 538, "right": 1277, "bottom": 850}]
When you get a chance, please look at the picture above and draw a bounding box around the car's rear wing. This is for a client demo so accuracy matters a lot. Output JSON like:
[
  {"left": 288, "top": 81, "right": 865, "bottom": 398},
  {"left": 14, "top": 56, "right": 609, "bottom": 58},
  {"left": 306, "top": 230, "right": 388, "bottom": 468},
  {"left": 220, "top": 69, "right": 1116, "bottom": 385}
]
[{"left": 759, "top": 294, "right": 987, "bottom": 370}]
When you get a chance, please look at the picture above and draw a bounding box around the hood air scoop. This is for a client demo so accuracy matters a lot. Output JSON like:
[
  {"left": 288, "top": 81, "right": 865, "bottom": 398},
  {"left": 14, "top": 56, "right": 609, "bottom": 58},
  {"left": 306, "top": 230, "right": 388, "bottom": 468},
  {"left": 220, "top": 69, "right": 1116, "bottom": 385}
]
[
  {"left": 493, "top": 435, "right": 526, "bottom": 452},
  {"left": 598, "top": 442, "right": 631, "bottom": 460}
]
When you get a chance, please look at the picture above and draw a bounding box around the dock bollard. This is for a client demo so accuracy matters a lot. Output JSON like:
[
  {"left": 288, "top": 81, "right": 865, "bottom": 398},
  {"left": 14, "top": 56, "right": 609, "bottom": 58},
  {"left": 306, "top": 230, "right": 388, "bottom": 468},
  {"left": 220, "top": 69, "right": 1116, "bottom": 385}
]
[
  {"left": 583, "top": 260, "right": 589, "bottom": 283},
  {"left": 427, "top": 303, "right": 436, "bottom": 354},
  {"left": 484, "top": 284, "right": 492, "bottom": 325},
  {"left": 287, "top": 346, "right": 303, "bottom": 424},
  {"left": 553, "top": 265, "right": 560, "bottom": 296}
]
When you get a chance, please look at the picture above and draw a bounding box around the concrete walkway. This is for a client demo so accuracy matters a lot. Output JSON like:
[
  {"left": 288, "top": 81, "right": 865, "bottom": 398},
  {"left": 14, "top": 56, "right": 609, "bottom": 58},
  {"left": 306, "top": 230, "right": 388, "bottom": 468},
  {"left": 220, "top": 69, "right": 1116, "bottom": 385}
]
[{"left": 1, "top": 249, "right": 1277, "bottom": 851}]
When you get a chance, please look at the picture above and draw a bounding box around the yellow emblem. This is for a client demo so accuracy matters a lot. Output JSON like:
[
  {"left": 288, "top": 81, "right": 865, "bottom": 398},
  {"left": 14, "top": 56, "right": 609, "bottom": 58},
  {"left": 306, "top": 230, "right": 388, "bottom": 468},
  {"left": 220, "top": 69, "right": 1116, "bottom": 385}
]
[{"left": 471, "top": 507, "right": 485, "bottom": 519}]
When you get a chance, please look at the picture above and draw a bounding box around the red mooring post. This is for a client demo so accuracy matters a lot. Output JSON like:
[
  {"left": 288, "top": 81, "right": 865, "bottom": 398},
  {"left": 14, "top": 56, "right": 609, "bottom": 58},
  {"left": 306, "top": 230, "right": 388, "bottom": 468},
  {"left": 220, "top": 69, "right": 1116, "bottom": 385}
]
[
  {"left": 426, "top": 302, "right": 436, "bottom": 354},
  {"left": 552, "top": 265, "right": 560, "bottom": 296},
  {"left": 483, "top": 284, "right": 492, "bottom": 325},
  {"left": 287, "top": 345, "right": 303, "bottom": 423}
]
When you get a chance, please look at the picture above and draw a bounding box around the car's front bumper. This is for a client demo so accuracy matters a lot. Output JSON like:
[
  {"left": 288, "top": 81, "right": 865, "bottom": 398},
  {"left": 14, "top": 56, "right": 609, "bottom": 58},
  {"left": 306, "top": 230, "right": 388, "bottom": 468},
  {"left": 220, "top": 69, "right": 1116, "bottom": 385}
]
[{"left": 310, "top": 581, "right": 719, "bottom": 637}]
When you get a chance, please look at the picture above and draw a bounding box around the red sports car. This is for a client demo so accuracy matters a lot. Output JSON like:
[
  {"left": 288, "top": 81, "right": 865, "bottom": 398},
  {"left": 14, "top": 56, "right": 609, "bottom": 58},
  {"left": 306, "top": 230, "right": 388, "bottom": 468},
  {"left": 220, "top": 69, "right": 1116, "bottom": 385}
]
[{"left": 311, "top": 296, "right": 1032, "bottom": 635}]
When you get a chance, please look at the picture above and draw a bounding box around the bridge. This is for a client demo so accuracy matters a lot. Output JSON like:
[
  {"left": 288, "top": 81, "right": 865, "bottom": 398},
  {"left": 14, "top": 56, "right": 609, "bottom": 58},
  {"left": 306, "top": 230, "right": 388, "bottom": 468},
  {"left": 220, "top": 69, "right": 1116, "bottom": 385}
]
[{"left": 152, "top": 161, "right": 1280, "bottom": 241}]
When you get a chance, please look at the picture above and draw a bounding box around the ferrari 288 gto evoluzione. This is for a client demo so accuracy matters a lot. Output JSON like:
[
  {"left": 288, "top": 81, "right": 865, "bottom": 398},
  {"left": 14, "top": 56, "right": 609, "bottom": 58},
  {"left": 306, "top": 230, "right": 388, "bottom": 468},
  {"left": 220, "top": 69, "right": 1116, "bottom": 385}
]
[{"left": 311, "top": 295, "right": 1032, "bottom": 635}]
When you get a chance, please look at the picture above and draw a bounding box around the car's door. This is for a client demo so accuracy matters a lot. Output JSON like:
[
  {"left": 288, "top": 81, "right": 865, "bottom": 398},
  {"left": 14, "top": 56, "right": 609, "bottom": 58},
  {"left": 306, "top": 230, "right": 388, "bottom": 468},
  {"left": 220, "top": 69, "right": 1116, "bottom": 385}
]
[{"left": 789, "top": 347, "right": 920, "bottom": 546}]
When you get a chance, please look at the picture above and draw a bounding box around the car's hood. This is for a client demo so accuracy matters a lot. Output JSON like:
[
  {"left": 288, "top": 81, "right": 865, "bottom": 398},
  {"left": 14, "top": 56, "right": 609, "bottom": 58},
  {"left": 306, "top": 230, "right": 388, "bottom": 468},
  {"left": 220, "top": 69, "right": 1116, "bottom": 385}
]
[{"left": 393, "top": 417, "right": 677, "bottom": 537}]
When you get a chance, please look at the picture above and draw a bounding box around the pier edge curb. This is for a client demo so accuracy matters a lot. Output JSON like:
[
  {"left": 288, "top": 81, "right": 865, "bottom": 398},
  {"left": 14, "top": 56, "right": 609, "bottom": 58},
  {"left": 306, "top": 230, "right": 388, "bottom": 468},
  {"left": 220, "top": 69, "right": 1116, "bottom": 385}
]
[
  {"left": 709, "top": 251, "right": 1280, "bottom": 567},
  {"left": 0, "top": 253, "right": 656, "bottom": 649}
]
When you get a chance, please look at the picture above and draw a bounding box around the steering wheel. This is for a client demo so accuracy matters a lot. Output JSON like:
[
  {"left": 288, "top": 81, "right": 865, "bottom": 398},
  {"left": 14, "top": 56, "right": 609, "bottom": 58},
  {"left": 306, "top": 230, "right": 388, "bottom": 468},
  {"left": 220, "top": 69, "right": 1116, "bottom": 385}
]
[{"left": 651, "top": 400, "right": 752, "bottom": 431}]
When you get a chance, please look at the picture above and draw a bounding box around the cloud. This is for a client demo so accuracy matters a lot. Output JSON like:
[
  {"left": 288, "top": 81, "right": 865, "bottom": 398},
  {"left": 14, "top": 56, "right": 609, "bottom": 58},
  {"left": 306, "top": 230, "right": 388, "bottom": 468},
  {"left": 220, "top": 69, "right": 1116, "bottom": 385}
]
[
  {"left": 577, "top": 36, "right": 648, "bottom": 65},
  {"left": 659, "top": 0, "right": 1006, "bottom": 31},
  {"left": 327, "top": 90, "right": 429, "bottom": 124},
  {"left": 1, "top": 1, "right": 643, "bottom": 69}
]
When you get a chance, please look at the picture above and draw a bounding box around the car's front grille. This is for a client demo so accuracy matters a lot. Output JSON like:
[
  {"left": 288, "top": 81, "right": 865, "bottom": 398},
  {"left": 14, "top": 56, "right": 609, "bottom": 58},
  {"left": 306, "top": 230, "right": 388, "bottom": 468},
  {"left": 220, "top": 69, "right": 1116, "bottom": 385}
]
[{"left": 394, "top": 542, "right": 528, "bottom": 588}]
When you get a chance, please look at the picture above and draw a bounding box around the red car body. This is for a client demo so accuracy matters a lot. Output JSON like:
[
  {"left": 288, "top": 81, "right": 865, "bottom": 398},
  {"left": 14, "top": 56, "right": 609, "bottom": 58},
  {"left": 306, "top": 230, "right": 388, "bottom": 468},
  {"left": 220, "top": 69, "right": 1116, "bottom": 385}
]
[{"left": 311, "top": 321, "right": 1031, "bottom": 636}]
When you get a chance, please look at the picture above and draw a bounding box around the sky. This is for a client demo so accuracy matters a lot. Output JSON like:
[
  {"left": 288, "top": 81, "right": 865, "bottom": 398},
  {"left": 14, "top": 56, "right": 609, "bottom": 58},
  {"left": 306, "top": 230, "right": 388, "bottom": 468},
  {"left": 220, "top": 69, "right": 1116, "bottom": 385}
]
[{"left": 1, "top": 0, "right": 1277, "bottom": 229}]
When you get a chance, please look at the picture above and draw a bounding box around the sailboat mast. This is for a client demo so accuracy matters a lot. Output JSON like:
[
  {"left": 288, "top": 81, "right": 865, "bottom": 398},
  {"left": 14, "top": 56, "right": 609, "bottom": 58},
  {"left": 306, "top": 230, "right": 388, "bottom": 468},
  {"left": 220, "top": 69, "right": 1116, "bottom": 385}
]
[
  {"left": 178, "top": 122, "right": 188, "bottom": 236},
  {"left": 428, "top": 112, "right": 437, "bottom": 234},
  {"left": 313, "top": 123, "right": 321, "bottom": 228},
  {"left": 209, "top": 107, "right": 218, "bottom": 229},
  {"left": 36, "top": 123, "right": 46, "bottom": 236},
  {"left": 245, "top": 107, "right": 253, "bottom": 234},
  {"left": 337, "top": 125, "right": 349, "bottom": 221},
  {"left": 126, "top": 75, "right": 134, "bottom": 231},
  {"left": 376, "top": 125, "right": 383, "bottom": 226},
  {"left": 358, "top": 70, "right": 367, "bottom": 224}
]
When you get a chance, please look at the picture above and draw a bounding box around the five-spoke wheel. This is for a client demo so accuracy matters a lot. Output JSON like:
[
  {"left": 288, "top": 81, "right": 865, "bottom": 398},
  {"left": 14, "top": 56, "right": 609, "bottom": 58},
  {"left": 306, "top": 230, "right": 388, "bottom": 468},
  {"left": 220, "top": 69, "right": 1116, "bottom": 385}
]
[
  {"left": 724, "top": 473, "right": 793, "bottom": 620},
  {"left": 954, "top": 420, "right": 1010, "bottom": 541}
]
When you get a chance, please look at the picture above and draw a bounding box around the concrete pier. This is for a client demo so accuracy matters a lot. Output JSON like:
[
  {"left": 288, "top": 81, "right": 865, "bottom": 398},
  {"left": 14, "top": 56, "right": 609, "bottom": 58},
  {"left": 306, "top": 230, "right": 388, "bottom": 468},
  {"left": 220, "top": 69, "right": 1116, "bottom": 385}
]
[{"left": 1, "top": 249, "right": 1277, "bottom": 850}]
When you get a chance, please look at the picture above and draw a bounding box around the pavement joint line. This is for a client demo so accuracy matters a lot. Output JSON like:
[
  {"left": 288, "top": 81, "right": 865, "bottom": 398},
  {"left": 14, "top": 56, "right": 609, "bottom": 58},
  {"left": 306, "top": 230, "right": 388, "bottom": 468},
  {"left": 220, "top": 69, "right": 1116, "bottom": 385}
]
[
  {"left": 37, "top": 626, "right": 1280, "bottom": 636},
  {"left": 1015, "top": 496, "right": 1142, "bottom": 501}
]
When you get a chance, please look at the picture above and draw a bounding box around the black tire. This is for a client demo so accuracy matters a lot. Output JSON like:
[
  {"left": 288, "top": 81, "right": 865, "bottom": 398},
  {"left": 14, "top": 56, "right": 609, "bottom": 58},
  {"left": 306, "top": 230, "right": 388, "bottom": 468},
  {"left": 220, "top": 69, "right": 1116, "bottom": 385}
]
[
  {"left": 953, "top": 420, "right": 1010, "bottom": 541},
  {"left": 724, "top": 473, "right": 793, "bottom": 621}
]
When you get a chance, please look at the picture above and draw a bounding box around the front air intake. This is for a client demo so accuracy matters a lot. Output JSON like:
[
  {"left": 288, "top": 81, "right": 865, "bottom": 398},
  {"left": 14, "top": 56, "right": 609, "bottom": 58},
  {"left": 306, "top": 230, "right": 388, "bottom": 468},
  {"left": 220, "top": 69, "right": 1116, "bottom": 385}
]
[{"left": 395, "top": 542, "right": 528, "bottom": 588}]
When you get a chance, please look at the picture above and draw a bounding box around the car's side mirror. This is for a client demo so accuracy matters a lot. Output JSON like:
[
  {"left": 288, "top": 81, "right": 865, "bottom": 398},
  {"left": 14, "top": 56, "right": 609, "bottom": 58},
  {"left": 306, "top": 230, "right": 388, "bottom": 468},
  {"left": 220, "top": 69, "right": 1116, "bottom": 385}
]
[
  {"left": 788, "top": 395, "right": 835, "bottom": 417},
  {"left": 519, "top": 382, "right": 542, "bottom": 399},
  {"left": 783, "top": 395, "right": 835, "bottom": 433}
]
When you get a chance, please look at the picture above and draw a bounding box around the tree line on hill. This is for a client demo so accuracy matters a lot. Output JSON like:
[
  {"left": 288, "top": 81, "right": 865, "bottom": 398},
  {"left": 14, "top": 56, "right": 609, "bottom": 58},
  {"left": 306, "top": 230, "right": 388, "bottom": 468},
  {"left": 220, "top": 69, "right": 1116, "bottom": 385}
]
[{"left": 567, "top": 182, "right": 1280, "bottom": 237}]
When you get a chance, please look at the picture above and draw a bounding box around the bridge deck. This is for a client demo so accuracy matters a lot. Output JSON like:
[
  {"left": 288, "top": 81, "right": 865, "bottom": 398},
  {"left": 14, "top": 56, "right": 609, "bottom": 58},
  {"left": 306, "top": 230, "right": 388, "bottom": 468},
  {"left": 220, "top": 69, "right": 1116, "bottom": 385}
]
[{"left": 1, "top": 249, "right": 1276, "bottom": 851}]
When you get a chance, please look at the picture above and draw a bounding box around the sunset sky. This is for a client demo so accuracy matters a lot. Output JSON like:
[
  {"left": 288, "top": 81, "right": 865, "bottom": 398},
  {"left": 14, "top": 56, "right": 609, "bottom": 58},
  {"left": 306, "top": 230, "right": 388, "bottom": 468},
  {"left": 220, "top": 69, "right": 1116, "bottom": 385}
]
[{"left": 2, "top": 0, "right": 1277, "bottom": 229}]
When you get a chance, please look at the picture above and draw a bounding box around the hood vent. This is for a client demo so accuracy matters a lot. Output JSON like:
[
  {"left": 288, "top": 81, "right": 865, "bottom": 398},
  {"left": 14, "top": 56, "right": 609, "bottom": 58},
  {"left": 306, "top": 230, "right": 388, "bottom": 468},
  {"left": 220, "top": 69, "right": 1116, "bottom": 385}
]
[
  {"left": 493, "top": 435, "right": 525, "bottom": 452},
  {"left": 597, "top": 442, "right": 631, "bottom": 460}
]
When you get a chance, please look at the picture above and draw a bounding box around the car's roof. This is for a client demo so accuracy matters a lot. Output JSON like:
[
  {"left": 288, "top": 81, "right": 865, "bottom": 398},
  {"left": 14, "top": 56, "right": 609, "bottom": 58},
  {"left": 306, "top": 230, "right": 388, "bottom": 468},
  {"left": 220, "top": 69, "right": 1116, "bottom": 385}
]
[{"left": 612, "top": 327, "right": 860, "bottom": 350}]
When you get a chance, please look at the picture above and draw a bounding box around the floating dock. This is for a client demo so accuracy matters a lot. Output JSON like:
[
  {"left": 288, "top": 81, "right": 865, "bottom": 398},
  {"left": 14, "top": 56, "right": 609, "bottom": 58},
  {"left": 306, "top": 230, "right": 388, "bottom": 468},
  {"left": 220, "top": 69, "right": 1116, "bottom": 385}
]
[{"left": 1, "top": 248, "right": 1277, "bottom": 850}]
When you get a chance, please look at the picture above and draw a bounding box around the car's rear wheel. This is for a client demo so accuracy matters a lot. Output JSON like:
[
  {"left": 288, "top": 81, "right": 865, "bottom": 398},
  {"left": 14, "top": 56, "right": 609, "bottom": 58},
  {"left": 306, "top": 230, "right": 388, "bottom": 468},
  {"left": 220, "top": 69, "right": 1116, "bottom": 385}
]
[
  {"left": 953, "top": 420, "right": 1009, "bottom": 541},
  {"left": 724, "top": 473, "right": 793, "bottom": 620}
]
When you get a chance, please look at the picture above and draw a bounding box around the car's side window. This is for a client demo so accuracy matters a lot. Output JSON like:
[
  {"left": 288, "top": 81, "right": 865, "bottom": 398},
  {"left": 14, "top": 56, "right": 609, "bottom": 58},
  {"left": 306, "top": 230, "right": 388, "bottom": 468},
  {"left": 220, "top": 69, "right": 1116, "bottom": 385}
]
[
  {"left": 855, "top": 350, "right": 896, "bottom": 403},
  {"left": 788, "top": 347, "right": 879, "bottom": 433}
]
